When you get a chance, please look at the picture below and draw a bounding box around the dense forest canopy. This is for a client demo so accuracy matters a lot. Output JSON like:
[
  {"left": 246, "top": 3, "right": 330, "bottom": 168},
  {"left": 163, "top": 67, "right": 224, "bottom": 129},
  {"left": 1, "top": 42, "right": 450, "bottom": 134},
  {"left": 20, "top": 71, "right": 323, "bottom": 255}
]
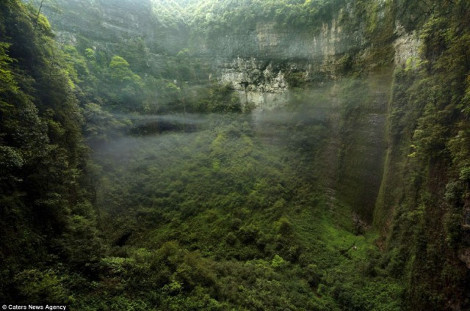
[{"left": 1, "top": 0, "right": 469, "bottom": 310}]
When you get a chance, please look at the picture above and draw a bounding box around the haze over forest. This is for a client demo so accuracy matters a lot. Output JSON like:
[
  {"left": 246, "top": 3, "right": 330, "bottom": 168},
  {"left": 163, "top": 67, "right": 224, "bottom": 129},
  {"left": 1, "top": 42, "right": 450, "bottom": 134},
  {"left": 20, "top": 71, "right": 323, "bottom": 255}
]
[{"left": 1, "top": 0, "right": 470, "bottom": 310}]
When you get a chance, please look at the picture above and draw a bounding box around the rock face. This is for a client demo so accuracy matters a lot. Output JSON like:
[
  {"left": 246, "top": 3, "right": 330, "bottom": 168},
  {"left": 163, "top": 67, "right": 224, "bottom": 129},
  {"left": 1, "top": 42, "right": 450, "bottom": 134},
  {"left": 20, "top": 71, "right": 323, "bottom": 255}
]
[
  {"left": 217, "top": 57, "right": 289, "bottom": 111},
  {"left": 201, "top": 16, "right": 364, "bottom": 110},
  {"left": 194, "top": 18, "right": 361, "bottom": 61},
  {"left": 43, "top": 0, "right": 188, "bottom": 54},
  {"left": 393, "top": 27, "right": 420, "bottom": 67},
  {"left": 203, "top": 19, "right": 341, "bottom": 110}
]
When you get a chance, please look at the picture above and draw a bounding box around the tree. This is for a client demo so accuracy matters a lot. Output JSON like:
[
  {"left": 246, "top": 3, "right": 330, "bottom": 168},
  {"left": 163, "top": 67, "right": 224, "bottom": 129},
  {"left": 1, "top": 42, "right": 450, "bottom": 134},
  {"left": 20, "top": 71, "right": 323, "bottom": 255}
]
[{"left": 106, "top": 55, "right": 144, "bottom": 110}]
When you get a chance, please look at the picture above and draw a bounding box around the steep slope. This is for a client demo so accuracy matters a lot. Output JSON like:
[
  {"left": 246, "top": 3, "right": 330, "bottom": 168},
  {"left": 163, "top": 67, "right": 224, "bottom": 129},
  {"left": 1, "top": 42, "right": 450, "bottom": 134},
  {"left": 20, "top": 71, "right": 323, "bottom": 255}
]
[
  {"left": 375, "top": 3, "right": 470, "bottom": 308},
  {"left": 0, "top": 0, "right": 102, "bottom": 303}
]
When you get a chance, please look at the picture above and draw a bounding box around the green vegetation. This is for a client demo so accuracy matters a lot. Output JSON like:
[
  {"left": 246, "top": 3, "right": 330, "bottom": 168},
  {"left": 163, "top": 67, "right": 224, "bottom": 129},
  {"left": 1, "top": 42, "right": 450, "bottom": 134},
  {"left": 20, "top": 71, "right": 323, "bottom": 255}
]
[
  {"left": 189, "top": 0, "right": 346, "bottom": 33},
  {"left": 71, "top": 111, "right": 402, "bottom": 310},
  {"left": 1, "top": 0, "right": 469, "bottom": 310},
  {"left": 376, "top": 2, "right": 470, "bottom": 308},
  {"left": 0, "top": 0, "right": 102, "bottom": 301}
]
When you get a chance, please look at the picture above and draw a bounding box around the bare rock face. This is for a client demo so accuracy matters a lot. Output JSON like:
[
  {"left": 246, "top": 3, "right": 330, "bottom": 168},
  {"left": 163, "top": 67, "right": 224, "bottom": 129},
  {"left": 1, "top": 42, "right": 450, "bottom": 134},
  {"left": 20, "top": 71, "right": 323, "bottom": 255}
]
[
  {"left": 206, "top": 17, "right": 356, "bottom": 111},
  {"left": 393, "top": 25, "right": 420, "bottom": 68},
  {"left": 218, "top": 58, "right": 288, "bottom": 111},
  {"left": 194, "top": 17, "right": 360, "bottom": 61}
]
